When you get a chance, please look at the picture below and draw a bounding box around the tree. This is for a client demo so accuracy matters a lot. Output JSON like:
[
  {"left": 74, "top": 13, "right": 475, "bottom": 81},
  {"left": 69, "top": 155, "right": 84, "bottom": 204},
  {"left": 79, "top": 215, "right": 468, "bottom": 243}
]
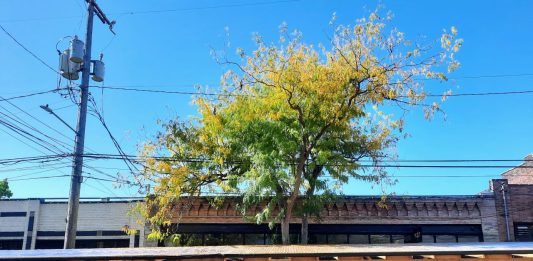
[
  {"left": 0, "top": 179, "right": 13, "bottom": 199},
  {"left": 139, "top": 12, "right": 462, "bottom": 244}
]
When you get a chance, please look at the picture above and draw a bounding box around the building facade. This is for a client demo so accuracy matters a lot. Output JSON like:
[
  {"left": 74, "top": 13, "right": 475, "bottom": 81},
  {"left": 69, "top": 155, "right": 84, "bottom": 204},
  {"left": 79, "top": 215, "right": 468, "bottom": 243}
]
[
  {"left": 0, "top": 198, "right": 145, "bottom": 250},
  {"left": 0, "top": 155, "right": 532, "bottom": 250}
]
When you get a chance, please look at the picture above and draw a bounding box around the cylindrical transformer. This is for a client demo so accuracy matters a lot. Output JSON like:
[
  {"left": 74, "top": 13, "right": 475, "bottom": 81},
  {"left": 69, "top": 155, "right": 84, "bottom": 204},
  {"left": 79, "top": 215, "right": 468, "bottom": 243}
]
[
  {"left": 69, "top": 36, "right": 84, "bottom": 64},
  {"left": 91, "top": 60, "right": 105, "bottom": 82},
  {"left": 59, "top": 49, "right": 80, "bottom": 80}
]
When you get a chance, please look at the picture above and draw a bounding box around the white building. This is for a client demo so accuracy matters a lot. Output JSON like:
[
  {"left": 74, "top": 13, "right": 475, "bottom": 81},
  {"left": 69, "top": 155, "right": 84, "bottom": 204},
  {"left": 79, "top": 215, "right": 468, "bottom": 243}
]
[{"left": 0, "top": 198, "right": 146, "bottom": 250}]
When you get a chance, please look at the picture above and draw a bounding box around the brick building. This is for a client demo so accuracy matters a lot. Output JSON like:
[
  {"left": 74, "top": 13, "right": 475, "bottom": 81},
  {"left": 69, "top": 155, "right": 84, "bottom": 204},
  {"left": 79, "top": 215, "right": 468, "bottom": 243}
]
[{"left": 0, "top": 154, "right": 532, "bottom": 249}]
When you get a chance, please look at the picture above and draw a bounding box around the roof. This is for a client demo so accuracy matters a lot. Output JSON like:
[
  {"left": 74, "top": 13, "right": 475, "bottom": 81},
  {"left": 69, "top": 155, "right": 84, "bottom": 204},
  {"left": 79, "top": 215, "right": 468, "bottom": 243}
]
[{"left": 1, "top": 243, "right": 533, "bottom": 260}]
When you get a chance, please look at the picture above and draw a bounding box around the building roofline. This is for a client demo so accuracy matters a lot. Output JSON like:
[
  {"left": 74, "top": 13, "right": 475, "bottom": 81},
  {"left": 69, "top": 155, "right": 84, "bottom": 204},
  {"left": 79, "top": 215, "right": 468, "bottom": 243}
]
[{"left": 0, "top": 194, "right": 494, "bottom": 203}]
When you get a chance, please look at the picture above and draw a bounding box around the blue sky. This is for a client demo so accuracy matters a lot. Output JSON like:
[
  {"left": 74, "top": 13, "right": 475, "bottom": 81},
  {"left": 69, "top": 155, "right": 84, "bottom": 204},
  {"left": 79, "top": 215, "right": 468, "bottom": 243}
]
[{"left": 0, "top": 0, "right": 532, "bottom": 198}]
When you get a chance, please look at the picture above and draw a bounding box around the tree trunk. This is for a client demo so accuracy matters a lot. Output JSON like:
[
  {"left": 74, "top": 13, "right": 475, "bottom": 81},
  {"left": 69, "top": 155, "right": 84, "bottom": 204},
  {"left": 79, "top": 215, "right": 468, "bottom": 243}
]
[
  {"left": 281, "top": 216, "right": 291, "bottom": 244},
  {"left": 301, "top": 213, "right": 309, "bottom": 244}
]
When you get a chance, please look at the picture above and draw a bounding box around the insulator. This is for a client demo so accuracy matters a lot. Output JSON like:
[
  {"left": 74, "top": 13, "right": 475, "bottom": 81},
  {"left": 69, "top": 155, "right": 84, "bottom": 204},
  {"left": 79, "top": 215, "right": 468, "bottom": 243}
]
[{"left": 69, "top": 36, "right": 84, "bottom": 64}]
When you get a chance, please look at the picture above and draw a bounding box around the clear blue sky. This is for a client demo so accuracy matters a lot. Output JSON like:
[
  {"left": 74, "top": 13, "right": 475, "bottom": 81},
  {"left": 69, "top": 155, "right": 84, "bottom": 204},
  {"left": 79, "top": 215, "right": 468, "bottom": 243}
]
[{"left": 0, "top": 0, "right": 532, "bottom": 198}]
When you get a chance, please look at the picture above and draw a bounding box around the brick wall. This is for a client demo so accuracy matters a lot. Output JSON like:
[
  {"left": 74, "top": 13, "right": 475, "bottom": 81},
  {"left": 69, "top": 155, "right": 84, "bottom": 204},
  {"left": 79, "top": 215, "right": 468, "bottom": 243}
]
[
  {"left": 173, "top": 195, "right": 498, "bottom": 241},
  {"left": 491, "top": 178, "right": 533, "bottom": 241},
  {"left": 502, "top": 154, "right": 533, "bottom": 184}
]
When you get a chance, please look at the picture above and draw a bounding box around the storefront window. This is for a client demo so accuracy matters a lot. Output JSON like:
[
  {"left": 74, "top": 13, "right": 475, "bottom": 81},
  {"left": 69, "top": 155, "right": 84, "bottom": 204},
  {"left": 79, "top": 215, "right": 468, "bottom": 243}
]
[
  {"left": 370, "top": 234, "right": 390, "bottom": 244},
  {"left": 457, "top": 236, "right": 479, "bottom": 242},
  {"left": 328, "top": 234, "right": 348, "bottom": 244},
  {"left": 245, "top": 234, "right": 265, "bottom": 245},
  {"left": 422, "top": 235, "right": 435, "bottom": 243},
  {"left": 224, "top": 233, "right": 243, "bottom": 244},
  {"left": 205, "top": 233, "right": 224, "bottom": 246},
  {"left": 391, "top": 235, "right": 405, "bottom": 244},
  {"left": 309, "top": 234, "right": 327, "bottom": 244},
  {"left": 436, "top": 235, "right": 456, "bottom": 243},
  {"left": 349, "top": 234, "right": 369, "bottom": 244}
]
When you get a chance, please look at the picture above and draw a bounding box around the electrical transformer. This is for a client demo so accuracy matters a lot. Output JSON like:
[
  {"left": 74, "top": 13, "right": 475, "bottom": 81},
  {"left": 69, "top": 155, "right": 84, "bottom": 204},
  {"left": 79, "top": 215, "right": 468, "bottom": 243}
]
[
  {"left": 91, "top": 60, "right": 105, "bottom": 82},
  {"left": 69, "top": 36, "right": 84, "bottom": 64},
  {"left": 59, "top": 49, "right": 80, "bottom": 80}
]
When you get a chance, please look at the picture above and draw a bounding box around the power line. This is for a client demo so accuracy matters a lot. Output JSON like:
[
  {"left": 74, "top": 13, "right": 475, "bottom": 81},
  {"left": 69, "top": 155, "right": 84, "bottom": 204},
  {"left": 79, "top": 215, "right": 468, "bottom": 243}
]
[
  {"left": 2, "top": 153, "right": 532, "bottom": 164},
  {"left": 90, "top": 85, "right": 533, "bottom": 98},
  {"left": 446, "top": 73, "right": 533, "bottom": 80},
  {"left": 0, "top": 0, "right": 300, "bottom": 23},
  {"left": 0, "top": 89, "right": 64, "bottom": 102},
  {"left": 7, "top": 174, "right": 70, "bottom": 182},
  {"left": 426, "top": 90, "right": 533, "bottom": 97},
  {"left": 88, "top": 95, "right": 140, "bottom": 174},
  {"left": 0, "top": 24, "right": 59, "bottom": 74},
  {"left": 113, "top": 0, "right": 301, "bottom": 16},
  {"left": 91, "top": 85, "right": 236, "bottom": 96}
]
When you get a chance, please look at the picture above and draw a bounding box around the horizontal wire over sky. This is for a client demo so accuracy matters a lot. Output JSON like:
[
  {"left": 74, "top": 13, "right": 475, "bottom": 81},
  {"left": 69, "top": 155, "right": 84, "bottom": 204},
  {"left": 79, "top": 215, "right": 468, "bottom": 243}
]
[
  {"left": 2, "top": 86, "right": 533, "bottom": 102},
  {"left": 0, "top": 0, "right": 302, "bottom": 23},
  {"left": 0, "top": 153, "right": 532, "bottom": 168}
]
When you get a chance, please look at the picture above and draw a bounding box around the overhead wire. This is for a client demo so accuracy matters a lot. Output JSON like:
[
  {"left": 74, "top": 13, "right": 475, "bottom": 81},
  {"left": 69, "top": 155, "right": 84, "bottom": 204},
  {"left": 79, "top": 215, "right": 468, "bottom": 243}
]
[
  {"left": 0, "top": 24, "right": 59, "bottom": 74},
  {"left": 0, "top": 0, "right": 301, "bottom": 23},
  {"left": 0, "top": 89, "right": 64, "bottom": 102},
  {"left": 0, "top": 106, "right": 72, "bottom": 152},
  {"left": 89, "top": 85, "right": 533, "bottom": 98},
  {"left": 7, "top": 174, "right": 71, "bottom": 182}
]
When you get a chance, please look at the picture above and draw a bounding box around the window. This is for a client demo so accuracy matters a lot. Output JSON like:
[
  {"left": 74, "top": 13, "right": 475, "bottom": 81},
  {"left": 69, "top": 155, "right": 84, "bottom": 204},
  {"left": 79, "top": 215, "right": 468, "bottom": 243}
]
[
  {"left": 175, "top": 234, "right": 203, "bottom": 246},
  {"left": 422, "top": 235, "right": 435, "bottom": 243},
  {"left": 391, "top": 235, "right": 405, "bottom": 244},
  {"left": 370, "top": 234, "right": 390, "bottom": 244},
  {"left": 224, "top": 233, "right": 243, "bottom": 245},
  {"left": 349, "top": 235, "right": 369, "bottom": 244},
  {"left": 0, "top": 240, "right": 23, "bottom": 250},
  {"left": 245, "top": 234, "right": 265, "bottom": 245},
  {"left": 205, "top": 233, "right": 224, "bottom": 246},
  {"left": 266, "top": 234, "right": 282, "bottom": 245},
  {"left": 436, "top": 235, "right": 456, "bottom": 243},
  {"left": 308, "top": 234, "right": 327, "bottom": 244},
  {"left": 328, "top": 234, "right": 348, "bottom": 244},
  {"left": 515, "top": 224, "right": 533, "bottom": 242},
  {"left": 457, "top": 236, "right": 479, "bottom": 242}
]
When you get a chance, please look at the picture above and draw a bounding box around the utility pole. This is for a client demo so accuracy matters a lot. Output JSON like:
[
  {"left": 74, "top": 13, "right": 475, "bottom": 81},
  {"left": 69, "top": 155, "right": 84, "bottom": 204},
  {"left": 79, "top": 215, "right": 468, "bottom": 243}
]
[{"left": 64, "top": 0, "right": 114, "bottom": 249}]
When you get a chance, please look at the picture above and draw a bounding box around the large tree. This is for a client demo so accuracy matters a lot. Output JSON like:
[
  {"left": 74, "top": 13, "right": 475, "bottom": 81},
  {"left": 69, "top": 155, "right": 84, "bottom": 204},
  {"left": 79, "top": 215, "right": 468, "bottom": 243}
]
[
  {"left": 139, "top": 12, "right": 461, "bottom": 244},
  {"left": 0, "top": 179, "right": 13, "bottom": 199}
]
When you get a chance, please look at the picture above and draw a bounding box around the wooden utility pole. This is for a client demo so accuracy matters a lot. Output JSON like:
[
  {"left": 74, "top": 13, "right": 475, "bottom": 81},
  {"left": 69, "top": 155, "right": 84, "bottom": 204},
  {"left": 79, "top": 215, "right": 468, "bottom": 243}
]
[{"left": 64, "top": 0, "right": 114, "bottom": 249}]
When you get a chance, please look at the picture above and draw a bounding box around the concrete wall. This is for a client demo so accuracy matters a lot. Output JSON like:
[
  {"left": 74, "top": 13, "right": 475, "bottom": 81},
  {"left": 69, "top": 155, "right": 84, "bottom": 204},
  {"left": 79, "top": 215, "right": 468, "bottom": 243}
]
[{"left": 0, "top": 199, "right": 145, "bottom": 249}]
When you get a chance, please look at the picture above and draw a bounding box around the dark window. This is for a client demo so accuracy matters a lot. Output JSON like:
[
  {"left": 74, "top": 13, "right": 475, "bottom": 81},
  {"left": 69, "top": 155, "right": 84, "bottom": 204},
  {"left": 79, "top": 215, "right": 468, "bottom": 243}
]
[
  {"left": 308, "top": 234, "right": 327, "bottom": 244},
  {"left": 134, "top": 234, "right": 140, "bottom": 247},
  {"left": 35, "top": 239, "right": 130, "bottom": 249},
  {"left": 27, "top": 216, "right": 35, "bottom": 231},
  {"left": 0, "top": 240, "right": 23, "bottom": 250},
  {"left": 515, "top": 224, "right": 533, "bottom": 242},
  {"left": 266, "top": 234, "right": 282, "bottom": 245},
  {"left": 224, "top": 233, "right": 243, "bottom": 245},
  {"left": 244, "top": 234, "right": 265, "bottom": 245},
  {"left": 35, "top": 240, "right": 63, "bottom": 249},
  {"left": 328, "top": 234, "right": 348, "bottom": 244},
  {"left": 205, "top": 233, "right": 224, "bottom": 246},
  {"left": 457, "top": 235, "right": 480, "bottom": 242},
  {"left": 370, "top": 234, "right": 390, "bottom": 244},
  {"left": 349, "top": 234, "right": 369, "bottom": 244},
  {"left": 436, "top": 235, "right": 457, "bottom": 243},
  {"left": 100, "top": 239, "right": 130, "bottom": 248},
  {"left": 391, "top": 235, "right": 405, "bottom": 244},
  {"left": 174, "top": 234, "right": 203, "bottom": 246},
  {"left": 422, "top": 235, "right": 435, "bottom": 243},
  {"left": 0, "top": 212, "right": 26, "bottom": 217},
  {"left": 25, "top": 236, "right": 32, "bottom": 249},
  {"left": 290, "top": 234, "right": 299, "bottom": 244}
]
